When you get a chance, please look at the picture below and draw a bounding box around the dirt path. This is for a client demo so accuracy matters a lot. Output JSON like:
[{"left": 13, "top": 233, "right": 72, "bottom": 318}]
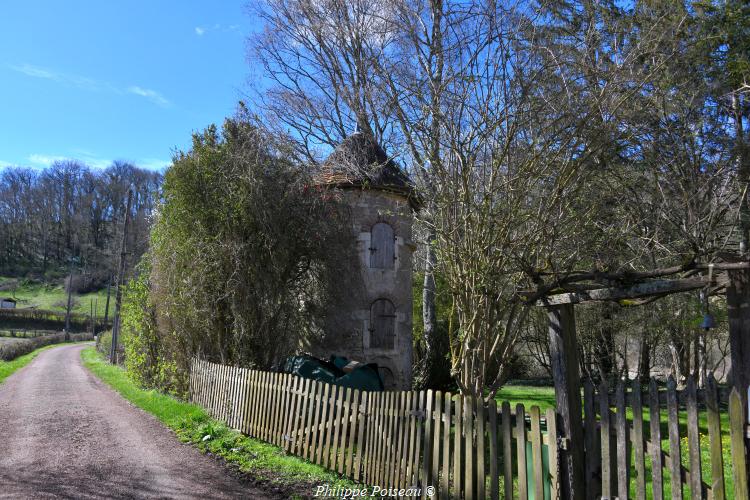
[{"left": 0, "top": 344, "right": 269, "bottom": 499}]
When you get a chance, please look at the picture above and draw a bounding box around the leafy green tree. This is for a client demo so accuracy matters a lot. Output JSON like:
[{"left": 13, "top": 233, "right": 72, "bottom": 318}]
[{"left": 121, "top": 257, "right": 174, "bottom": 392}]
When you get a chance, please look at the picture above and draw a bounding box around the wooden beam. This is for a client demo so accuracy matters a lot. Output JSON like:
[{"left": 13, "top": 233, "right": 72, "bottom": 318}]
[
  {"left": 547, "top": 303, "right": 585, "bottom": 500},
  {"left": 537, "top": 261, "right": 750, "bottom": 281},
  {"left": 728, "top": 270, "right": 750, "bottom": 406},
  {"left": 534, "top": 277, "right": 716, "bottom": 306},
  {"left": 726, "top": 269, "right": 750, "bottom": 488}
]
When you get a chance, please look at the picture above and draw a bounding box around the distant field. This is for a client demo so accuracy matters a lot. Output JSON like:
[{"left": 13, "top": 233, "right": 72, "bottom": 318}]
[{"left": 0, "top": 277, "right": 110, "bottom": 317}]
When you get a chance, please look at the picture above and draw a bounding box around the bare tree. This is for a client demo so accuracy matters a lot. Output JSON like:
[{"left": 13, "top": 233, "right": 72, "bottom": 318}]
[
  {"left": 250, "top": 0, "right": 736, "bottom": 399},
  {"left": 250, "top": 0, "right": 450, "bottom": 383},
  {"left": 0, "top": 161, "right": 160, "bottom": 281}
]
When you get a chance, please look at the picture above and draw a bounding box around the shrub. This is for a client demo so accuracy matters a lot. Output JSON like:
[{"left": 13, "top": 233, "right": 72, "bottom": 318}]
[
  {"left": 144, "top": 114, "right": 349, "bottom": 395},
  {"left": 0, "top": 332, "right": 93, "bottom": 361},
  {"left": 96, "top": 329, "right": 112, "bottom": 356},
  {"left": 122, "top": 258, "right": 180, "bottom": 393},
  {"left": 52, "top": 298, "right": 80, "bottom": 310},
  {"left": 65, "top": 271, "right": 109, "bottom": 294}
]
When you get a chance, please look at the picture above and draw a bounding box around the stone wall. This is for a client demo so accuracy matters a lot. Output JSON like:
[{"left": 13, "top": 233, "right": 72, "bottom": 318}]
[{"left": 313, "top": 188, "right": 415, "bottom": 389}]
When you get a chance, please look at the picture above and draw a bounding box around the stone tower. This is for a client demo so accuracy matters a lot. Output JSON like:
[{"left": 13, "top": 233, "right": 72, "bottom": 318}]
[{"left": 314, "top": 132, "right": 419, "bottom": 390}]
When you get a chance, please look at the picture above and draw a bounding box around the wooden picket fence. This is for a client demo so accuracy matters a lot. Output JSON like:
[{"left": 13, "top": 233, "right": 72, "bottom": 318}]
[
  {"left": 189, "top": 359, "right": 750, "bottom": 499},
  {"left": 583, "top": 374, "right": 749, "bottom": 500},
  {"left": 189, "top": 358, "right": 559, "bottom": 499}
]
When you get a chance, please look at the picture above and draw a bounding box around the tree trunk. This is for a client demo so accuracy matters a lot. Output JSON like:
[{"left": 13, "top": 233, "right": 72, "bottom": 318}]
[
  {"left": 422, "top": 229, "right": 438, "bottom": 381},
  {"left": 698, "top": 329, "right": 707, "bottom": 388},
  {"left": 734, "top": 94, "right": 749, "bottom": 254},
  {"left": 638, "top": 338, "right": 651, "bottom": 383},
  {"left": 421, "top": 0, "right": 444, "bottom": 388},
  {"left": 548, "top": 304, "right": 585, "bottom": 500},
  {"left": 594, "top": 303, "right": 616, "bottom": 382},
  {"left": 669, "top": 340, "right": 682, "bottom": 383},
  {"left": 692, "top": 332, "right": 700, "bottom": 381}
]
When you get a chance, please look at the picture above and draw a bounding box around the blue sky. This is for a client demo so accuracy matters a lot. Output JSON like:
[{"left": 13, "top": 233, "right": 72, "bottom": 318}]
[{"left": 0, "top": 1, "right": 262, "bottom": 172}]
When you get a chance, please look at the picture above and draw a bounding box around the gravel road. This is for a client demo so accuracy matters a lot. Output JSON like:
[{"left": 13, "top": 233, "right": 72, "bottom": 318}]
[{"left": 0, "top": 344, "right": 269, "bottom": 499}]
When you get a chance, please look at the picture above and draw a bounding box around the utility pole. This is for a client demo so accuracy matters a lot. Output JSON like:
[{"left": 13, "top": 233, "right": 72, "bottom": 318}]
[
  {"left": 89, "top": 299, "right": 94, "bottom": 336},
  {"left": 110, "top": 189, "right": 133, "bottom": 365},
  {"left": 104, "top": 275, "right": 112, "bottom": 326},
  {"left": 93, "top": 297, "right": 98, "bottom": 337},
  {"left": 64, "top": 260, "right": 75, "bottom": 341}
]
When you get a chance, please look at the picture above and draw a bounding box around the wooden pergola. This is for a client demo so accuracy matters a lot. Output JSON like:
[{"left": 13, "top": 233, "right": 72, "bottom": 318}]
[{"left": 522, "top": 260, "right": 750, "bottom": 500}]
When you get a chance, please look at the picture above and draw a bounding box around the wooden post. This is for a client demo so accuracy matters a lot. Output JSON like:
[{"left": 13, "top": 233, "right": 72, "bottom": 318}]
[
  {"left": 110, "top": 189, "right": 133, "bottom": 365},
  {"left": 727, "top": 268, "right": 750, "bottom": 490},
  {"left": 547, "top": 303, "right": 585, "bottom": 500},
  {"left": 728, "top": 269, "right": 750, "bottom": 404},
  {"left": 64, "top": 261, "right": 74, "bottom": 341},
  {"left": 103, "top": 274, "right": 112, "bottom": 325}
]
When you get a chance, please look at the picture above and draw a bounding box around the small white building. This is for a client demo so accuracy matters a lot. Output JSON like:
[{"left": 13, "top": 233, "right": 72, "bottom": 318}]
[{"left": 0, "top": 297, "right": 17, "bottom": 309}]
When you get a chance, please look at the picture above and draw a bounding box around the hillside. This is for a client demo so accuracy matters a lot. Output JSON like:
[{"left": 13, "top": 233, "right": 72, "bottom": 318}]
[
  {"left": 0, "top": 277, "right": 110, "bottom": 317},
  {"left": 0, "top": 162, "right": 160, "bottom": 282}
]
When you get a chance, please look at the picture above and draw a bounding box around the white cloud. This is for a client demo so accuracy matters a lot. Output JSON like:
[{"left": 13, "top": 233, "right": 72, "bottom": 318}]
[
  {"left": 136, "top": 158, "right": 170, "bottom": 170},
  {"left": 10, "top": 63, "right": 57, "bottom": 80},
  {"left": 28, "top": 153, "right": 110, "bottom": 169},
  {"left": 194, "top": 24, "right": 240, "bottom": 36},
  {"left": 28, "top": 154, "right": 69, "bottom": 167},
  {"left": 0, "top": 159, "right": 16, "bottom": 168},
  {"left": 21, "top": 153, "right": 169, "bottom": 171},
  {"left": 83, "top": 158, "right": 111, "bottom": 169},
  {"left": 9, "top": 64, "right": 102, "bottom": 91},
  {"left": 9, "top": 63, "right": 172, "bottom": 108},
  {"left": 127, "top": 86, "right": 171, "bottom": 107}
]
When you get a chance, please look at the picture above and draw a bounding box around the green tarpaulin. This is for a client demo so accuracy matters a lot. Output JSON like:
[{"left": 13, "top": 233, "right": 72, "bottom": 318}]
[{"left": 282, "top": 355, "right": 384, "bottom": 392}]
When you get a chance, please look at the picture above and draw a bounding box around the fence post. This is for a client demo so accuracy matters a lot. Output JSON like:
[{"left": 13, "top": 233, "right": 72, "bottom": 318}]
[
  {"left": 728, "top": 269, "right": 750, "bottom": 405},
  {"left": 730, "top": 387, "right": 749, "bottom": 499},
  {"left": 727, "top": 268, "right": 750, "bottom": 488},
  {"left": 546, "top": 303, "right": 585, "bottom": 500},
  {"left": 615, "top": 379, "right": 629, "bottom": 500}
]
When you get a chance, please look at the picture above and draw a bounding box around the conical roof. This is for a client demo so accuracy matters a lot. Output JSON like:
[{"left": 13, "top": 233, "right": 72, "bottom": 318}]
[{"left": 317, "top": 133, "right": 418, "bottom": 206}]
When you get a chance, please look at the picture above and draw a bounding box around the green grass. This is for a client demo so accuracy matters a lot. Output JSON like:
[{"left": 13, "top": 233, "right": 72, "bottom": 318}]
[
  {"left": 495, "top": 385, "right": 557, "bottom": 411},
  {"left": 0, "top": 276, "right": 109, "bottom": 316},
  {"left": 495, "top": 384, "right": 736, "bottom": 499},
  {"left": 80, "top": 347, "right": 359, "bottom": 498},
  {"left": 0, "top": 342, "right": 81, "bottom": 383}
]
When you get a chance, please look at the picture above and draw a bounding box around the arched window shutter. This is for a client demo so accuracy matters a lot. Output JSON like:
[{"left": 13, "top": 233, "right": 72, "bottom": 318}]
[
  {"left": 370, "top": 299, "right": 396, "bottom": 349},
  {"left": 370, "top": 222, "right": 395, "bottom": 269}
]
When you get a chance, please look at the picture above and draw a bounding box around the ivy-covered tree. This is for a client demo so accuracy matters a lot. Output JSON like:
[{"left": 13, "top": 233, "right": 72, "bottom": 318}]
[{"left": 143, "top": 113, "right": 349, "bottom": 393}]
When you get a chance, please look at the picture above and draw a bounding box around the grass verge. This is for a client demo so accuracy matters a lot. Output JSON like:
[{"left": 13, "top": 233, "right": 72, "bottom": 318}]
[
  {"left": 0, "top": 341, "right": 89, "bottom": 383},
  {"left": 80, "top": 347, "right": 359, "bottom": 499}
]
